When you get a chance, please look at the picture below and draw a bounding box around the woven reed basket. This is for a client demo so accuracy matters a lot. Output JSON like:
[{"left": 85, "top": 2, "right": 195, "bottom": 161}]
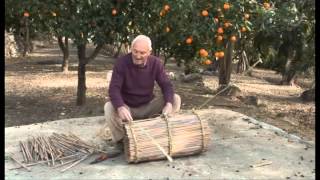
[{"left": 123, "top": 111, "right": 211, "bottom": 163}]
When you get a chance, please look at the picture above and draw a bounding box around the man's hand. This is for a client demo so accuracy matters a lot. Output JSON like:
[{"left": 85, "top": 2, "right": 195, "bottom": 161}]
[
  {"left": 162, "top": 102, "right": 173, "bottom": 116},
  {"left": 117, "top": 106, "right": 133, "bottom": 123}
]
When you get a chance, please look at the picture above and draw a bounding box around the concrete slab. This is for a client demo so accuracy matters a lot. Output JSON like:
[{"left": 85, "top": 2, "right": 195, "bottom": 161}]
[{"left": 5, "top": 109, "right": 315, "bottom": 179}]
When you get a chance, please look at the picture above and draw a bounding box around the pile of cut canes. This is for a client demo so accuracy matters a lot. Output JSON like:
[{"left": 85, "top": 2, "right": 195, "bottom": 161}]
[{"left": 8, "top": 132, "right": 103, "bottom": 172}]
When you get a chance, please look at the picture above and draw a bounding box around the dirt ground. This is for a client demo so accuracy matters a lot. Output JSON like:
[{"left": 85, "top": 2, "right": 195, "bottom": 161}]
[{"left": 5, "top": 44, "right": 315, "bottom": 141}]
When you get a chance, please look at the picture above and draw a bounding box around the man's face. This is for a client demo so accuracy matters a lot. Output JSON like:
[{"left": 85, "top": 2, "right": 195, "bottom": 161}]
[{"left": 131, "top": 40, "right": 151, "bottom": 65}]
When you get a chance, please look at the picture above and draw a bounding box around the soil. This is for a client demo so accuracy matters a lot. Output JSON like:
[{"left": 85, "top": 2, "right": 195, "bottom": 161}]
[{"left": 5, "top": 44, "right": 315, "bottom": 141}]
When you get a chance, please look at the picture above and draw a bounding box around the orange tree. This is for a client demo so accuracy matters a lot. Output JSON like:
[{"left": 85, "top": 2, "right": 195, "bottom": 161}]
[
  {"left": 32, "top": 1, "right": 72, "bottom": 72},
  {"left": 137, "top": 0, "right": 261, "bottom": 88},
  {"left": 5, "top": 0, "right": 39, "bottom": 56},
  {"left": 5, "top": 0, "right": 133, "bottom": 105},
  {"left": 57, "top": 0, "right": 133, "bottom": 105},
  {"left": 252, "top": 0, "right": 315, "bottom": 85}
]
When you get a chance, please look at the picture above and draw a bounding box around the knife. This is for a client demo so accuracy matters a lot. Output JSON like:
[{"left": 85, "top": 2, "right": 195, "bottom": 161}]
[{"left": 90, "top": 151, "right": 121, "bottom": 164}]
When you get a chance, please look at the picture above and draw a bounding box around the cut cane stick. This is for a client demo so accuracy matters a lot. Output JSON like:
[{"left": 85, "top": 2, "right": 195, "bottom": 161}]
[
  {"left": 60, "top": 153, "right": 91, "bottom": 172},
  {"left": 9, "top": 154, "right": 31, "bottom": 171},
  {"left": 8, "top": 153, "right": 83, "bottom": 170}
]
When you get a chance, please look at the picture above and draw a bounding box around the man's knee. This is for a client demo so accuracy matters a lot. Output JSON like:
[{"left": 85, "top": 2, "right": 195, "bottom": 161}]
[
  {"left": 173, "top": 94, "right": 181, "bottom": 104},
  {"left": 104, "top": 102, "right": 115, "bottom": 116},
  {"left": 173, "top": 93, "right": 181, "bottom": 112}
]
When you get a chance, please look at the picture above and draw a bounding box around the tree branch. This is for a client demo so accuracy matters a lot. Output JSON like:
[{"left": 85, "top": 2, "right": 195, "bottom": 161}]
[
  {"left": 85, "top": 43, "right": 105, "bottom": 64},
  {"left": 57, "top": 36, "right": 66, "bottom": 52}
]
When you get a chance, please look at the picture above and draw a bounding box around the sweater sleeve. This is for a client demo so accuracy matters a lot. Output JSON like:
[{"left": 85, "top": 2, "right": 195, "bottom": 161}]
[
  {"left": 155, "top": 60, "right": 174, "bottom": 104},
  {"left": 108, "top": 62, "right": 125, "bottom": 109}
]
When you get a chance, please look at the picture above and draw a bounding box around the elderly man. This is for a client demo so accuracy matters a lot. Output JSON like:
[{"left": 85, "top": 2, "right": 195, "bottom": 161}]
[{"left": 104, "top": 35, "right": 181, "bottom": 149}]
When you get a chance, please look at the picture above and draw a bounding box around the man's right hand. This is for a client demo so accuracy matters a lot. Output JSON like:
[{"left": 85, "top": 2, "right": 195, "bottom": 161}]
[{"left": 117, "top": 106, "right": 133, "bottom": 123}]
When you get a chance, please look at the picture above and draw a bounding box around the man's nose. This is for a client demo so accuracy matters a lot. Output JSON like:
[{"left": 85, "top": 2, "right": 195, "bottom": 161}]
[{"left": 135, "top": 54, "right": 142, "bottom": 59}]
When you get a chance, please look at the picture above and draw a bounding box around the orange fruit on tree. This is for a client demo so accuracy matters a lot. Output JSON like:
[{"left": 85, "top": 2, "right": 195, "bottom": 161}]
[
  {"left": 199, "top": 49, "right": 208, "bottom": 57},
  {"left": 230, "top": 35, "right": 237, "bottom": 42},
  {"left": 263, "top": 2, "right": 270, "bottom": 9},
  {"left": 241, "top": 27, "right": 247, "bottom": 32},
  {"left": 164, "top": 4, "right": 170, "bottom": 11},
  {"left": 216, "top": 35, "right": 223, "bottom": 42},
  {"left": 217, "top": 27, "right": 224, "bottom": 34},
  {"left": 219, "top": 51, "right": 225, "bottom": 58},
  {"left": 165, "top": 26, "right": 170, "bottom": 32},
  {"left": 201, "top": 10, "right": 209, "bottom": 17},
  {"left": 186, "top": 37, "right": 193, "bottom": 44},
  {"left": 112, "top": 9, "right": 117, "bottom": 15},
  {"left": 204, "top": 59, "right": 212, "bottom": 65},
  {"left": 223, "top": 3, "right": 230, "bottom": 10},
  {"left": 214, "top": 51, "right": 220, "bottom": 58},
  {"left": 23, "top": 12, "right": 30, "bottom": 17},
  {"left": 224, "top": 22, "right": 232, "bottom": 28},
  {"left": 244, "top": 13, "right": 250, "bottom": 19},
  {"left": 160, "top": 10, "right": 165, "bottom": 16}
]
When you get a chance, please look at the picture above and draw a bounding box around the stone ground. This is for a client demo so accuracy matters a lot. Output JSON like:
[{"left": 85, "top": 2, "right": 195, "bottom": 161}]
[{"left": 5, "top": 109, "right": 315, "bottom": 179}]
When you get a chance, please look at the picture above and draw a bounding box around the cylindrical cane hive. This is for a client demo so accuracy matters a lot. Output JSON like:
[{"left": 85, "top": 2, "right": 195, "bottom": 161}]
[{"left": 123, "top": 111, "right": 210, "bottom": 163}]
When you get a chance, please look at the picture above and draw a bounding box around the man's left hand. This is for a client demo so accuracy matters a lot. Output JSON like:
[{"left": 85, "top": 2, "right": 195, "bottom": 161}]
[{"left": 162, "top": 102, "right": 173, "bottom": 115}]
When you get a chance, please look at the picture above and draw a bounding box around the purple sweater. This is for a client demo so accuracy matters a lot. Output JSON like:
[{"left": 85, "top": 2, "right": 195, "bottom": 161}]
[{"left": 108, "top": 53, "right": 174, "bottom": 109}]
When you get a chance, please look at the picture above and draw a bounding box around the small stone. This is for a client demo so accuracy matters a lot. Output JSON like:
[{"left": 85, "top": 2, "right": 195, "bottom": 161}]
[
  {"left": 300, "top": 174, "right": 304, "bottom": 177},
  {"left": 262, "top": 158, "right": 266, "bottom": 160},
  {"left": 300, "top": 156, "right": 304, "bottom": 161},
  {"left": 79, "top": 172, "right": 83, "bottom": 175},
  {"left": 286, "top": 177, "right": 290, "bottom": 179},
  {"left": 188, "top": 173, "right": 192, "bottom": 176},
  {"left": 235, "top": 170, "right": 239, "bottom": 172},
  {"left": 172, "top": 165, "right": 175, "bottom": 168},
  {"left": 167, "top": 164, "right": 170, "bottom": 167}
]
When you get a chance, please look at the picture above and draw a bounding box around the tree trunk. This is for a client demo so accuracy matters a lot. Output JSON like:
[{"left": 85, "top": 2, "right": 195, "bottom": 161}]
[
  {"left": 113, "top": 42, "right": 123, "bottom": 58},
  {"left": 164, "top": 50, "right": 171, "bottom": 67},
  {"left": 281, "top": 49, "right": 297, "bottom": 86},
  {"left": 76, "top": 44, "right": 87, "bottom": 106},
  {"left": 219, "top": 41, "right": 234, "bottom": 86},
  {"left": 22, "top": 18, "right": 30, "bottom": 57},
  {"left": 184, "top": 61, "right": 193, "bottom": 75},
  {"left": 58, "top": 36, "right": 70, "bottom": 73},
  {"left": 237, "top": 51, "right": 249, "bottom": 74},
  {"left": 75, "top": 43, "right": 104, "bottom": 106},
  {"left": 281, "top": 71, "right": 297, "bottom": 86}
]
